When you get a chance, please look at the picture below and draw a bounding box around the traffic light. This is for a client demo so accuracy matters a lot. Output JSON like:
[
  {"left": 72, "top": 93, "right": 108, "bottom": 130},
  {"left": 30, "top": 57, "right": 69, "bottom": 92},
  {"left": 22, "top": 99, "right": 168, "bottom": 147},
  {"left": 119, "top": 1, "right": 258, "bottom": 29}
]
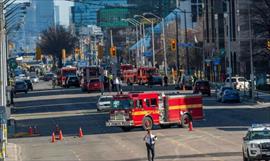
[
  {"left": 171, "top": 39, "right": 176, "bottom": 51},
  {"left": 35, "top": 48, "right": 42, "bottom": 60},
  {"left": 267, "top": 40, "right": 270, "bottom": 50},
  {"left": 110, "top": 46, "right": 116, "bottom": 57},
  {"left": 62, "top": 49, "right": 66, "bottom": 60},
  {"left": 98, "top": 45, "right": 104, "bottom": 59}
]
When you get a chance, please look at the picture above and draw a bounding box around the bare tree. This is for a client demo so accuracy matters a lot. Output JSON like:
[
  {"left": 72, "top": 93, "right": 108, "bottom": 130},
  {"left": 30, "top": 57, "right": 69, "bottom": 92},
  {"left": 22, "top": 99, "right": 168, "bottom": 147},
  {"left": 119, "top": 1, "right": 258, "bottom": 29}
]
[{"left": 37, "top": 25, "right": 78, "bottom": 68}]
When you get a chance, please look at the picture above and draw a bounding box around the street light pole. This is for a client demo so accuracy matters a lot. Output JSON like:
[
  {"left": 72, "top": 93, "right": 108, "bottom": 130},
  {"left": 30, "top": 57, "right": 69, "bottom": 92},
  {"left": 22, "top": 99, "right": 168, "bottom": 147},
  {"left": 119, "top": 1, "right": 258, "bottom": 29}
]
[
  {"left": 248, "top": 2, "right": 254, "bottom": 101},
  {"left": 226, "top": 1, "right": 232, "bottom": 88},
  {"left": 183, "top": 10, "right": 190, "bottom": 75},
  {"left": 134, "top": 15, "right": 155, "bottom": 67},
  {"left": 143, "top": 12, "right": 168, "bottom": 75}
]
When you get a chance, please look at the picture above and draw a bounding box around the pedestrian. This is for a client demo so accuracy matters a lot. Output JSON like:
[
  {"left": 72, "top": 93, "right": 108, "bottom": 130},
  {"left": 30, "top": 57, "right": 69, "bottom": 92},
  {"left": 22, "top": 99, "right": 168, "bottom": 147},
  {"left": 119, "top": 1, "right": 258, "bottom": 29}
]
[
  {"left": 164, "top": 75, "right": 168, "bottom": 88},
  {"left": 115, "top": 76, "right": 120, "bottom": 94},
  {"left": 143, "top": 129, "right": 157, "bottom": 161},
  {"left": 99, "top": 74, "right": 105, "bottom": 95}
]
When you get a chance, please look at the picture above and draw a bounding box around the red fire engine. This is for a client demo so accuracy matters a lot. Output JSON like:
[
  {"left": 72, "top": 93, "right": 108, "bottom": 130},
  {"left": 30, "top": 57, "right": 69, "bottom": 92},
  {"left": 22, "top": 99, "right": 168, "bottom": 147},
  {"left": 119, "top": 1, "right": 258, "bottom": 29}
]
[
  {"left": 57, "top": 66, "right": 77, "bottom": 87},
  {"left": 122, "top": 67, "right": 160, "bottom": 85},
  {"left": 106, "top": 92, "right": 203, "bottom": 131},
  {"left": 80, "top": 66, "right": 101, "bottom": 92}
]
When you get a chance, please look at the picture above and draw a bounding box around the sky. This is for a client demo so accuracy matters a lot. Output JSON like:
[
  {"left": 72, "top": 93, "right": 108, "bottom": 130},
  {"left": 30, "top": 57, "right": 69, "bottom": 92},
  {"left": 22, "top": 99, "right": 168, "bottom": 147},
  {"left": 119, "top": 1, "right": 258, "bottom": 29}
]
[{"left": 54, "top": 0, "right": 74, "bottom": 26}]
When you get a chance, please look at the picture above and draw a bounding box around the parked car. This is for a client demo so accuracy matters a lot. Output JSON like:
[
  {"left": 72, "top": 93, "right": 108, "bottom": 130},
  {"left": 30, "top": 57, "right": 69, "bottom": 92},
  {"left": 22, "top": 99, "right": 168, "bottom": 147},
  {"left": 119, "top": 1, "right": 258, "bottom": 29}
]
[
  {"left": 24, "top": 79, "right": 33, "bottom": 91},
  {"left": 14, "top": 80, "right": 28, "bottom": 94},
  {"left": 43, "top": 73, "right": 55, "bottom": 81},
  {"left": 193, "top": 80, "right": 211, "bottom": 96},
  {"left": 242, "top": 124, "right": 270, "bottom": 161},
  {"left": 225, "top": 76, "right": 249, "bottom": 90},
  {"left": 148, "top": 76, "right": 163, "bottom": 86},
  {"left": 97, "top": 95, "right": 113, "bottom": 111},
  {"left": 87, "top": 79, "right": 102, "bottom": 92},
  {"left": 30, "top": 75, "right": 39, "bottom": 83},
  {"left": 219, "top": 89, "right": 240, "bottom": 103},
  {"left": 65, "top": 76, "right": 80, "bottom": 88},
  {"left": 216, "top": 86, "right": 234, "bottom": 102}
]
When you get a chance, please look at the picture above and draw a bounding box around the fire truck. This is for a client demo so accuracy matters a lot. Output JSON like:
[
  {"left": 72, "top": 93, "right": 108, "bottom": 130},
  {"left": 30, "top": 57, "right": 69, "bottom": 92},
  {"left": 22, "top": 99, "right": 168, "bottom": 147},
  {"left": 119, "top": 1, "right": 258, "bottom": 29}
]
[
  {"left": 80, "top": 66, "right": 101, "bottom": 92},
  {"left": 57, "top": 66, "right": 77, "bottom": 87},
  {"left": 106, "top": 92, "right": 203, "bottom": 131},
  {"left": 122, "top": 67, "right": 161, "bottom": 85}
]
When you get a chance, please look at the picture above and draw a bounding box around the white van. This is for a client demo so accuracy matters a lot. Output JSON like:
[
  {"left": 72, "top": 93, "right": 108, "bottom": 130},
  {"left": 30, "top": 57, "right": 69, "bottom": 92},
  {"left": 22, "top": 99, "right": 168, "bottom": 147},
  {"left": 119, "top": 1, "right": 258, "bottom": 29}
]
[{"left": 225, "top": 76, "right": 249, "bottom": 90}]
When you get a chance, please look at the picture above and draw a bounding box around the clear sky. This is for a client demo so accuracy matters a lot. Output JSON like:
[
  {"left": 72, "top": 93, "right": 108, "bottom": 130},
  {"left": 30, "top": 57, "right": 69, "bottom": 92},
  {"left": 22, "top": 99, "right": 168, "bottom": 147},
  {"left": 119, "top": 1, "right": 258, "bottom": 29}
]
[{"left": 54, "top": 0, "right": 74, "bottom": 26}]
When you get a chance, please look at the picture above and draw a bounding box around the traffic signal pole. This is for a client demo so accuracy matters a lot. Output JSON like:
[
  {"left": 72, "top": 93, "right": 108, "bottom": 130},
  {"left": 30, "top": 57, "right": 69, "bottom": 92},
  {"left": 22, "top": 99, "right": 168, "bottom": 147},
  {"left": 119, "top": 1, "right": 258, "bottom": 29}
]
[{"left": 175, "top": 12, "right": 180, "bottom": 75}]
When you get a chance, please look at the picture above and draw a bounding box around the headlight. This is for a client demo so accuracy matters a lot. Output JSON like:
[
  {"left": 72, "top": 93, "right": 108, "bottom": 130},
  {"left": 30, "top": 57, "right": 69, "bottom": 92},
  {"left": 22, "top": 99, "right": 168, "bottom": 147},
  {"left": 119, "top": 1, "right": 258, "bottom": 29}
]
[{"left": 250, "top": 143, "right": 259, "bottom": 148}]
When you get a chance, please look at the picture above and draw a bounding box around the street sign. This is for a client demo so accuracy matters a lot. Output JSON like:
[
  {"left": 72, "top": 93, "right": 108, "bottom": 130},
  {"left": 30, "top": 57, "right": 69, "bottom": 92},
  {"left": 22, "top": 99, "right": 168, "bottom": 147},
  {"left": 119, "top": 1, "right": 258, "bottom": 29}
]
[
  {"left": 143, "top": 51, "right": 152, "bottom": 57},
  {"left": 178, "top": 42, "right": 194, "bottom": 48},
  {"left": 213, "top": 58, "right": 221, "bottom": 65},
  {"left": 227, "top": 67, "right": 232, "bottom": 74}
]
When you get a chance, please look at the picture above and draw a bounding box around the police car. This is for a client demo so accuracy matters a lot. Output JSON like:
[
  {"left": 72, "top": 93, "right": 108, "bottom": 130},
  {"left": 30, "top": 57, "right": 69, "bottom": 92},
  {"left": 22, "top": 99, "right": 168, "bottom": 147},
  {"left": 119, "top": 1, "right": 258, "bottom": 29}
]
[{"left": 242, "top": 124, "right": 270, "bottom": 161}]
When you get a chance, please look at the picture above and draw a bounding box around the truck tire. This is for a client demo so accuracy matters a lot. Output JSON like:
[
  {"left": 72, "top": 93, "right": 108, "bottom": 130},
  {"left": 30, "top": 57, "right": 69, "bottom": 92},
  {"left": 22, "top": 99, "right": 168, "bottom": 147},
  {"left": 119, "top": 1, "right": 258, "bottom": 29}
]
[
  {"left": 181, "top": 114, "right": 191, "bottom": 128},
  {"left": 142, "top": 117, "right": 153, "bottom": 130},
  {"left": 121, "top": 127, "right": 131, "bottom": 132}
]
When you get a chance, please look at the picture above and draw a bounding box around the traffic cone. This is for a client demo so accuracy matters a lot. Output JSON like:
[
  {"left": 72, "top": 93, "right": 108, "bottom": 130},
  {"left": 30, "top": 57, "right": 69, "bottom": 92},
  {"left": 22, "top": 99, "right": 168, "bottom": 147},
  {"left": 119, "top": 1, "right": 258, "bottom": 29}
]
[
  {"left": 59, "top": 130, "right": 63, "bottom": 140},
  {"left": 78, "top": 127, "right": 83, "bottom": 138},
  {"left": 51, "top": 132, "right": 55, "bottom": 143},
  {"left": 55, "top": 124, "right": 60, "bottom": 135},
  {"left": 28, "top": 126, "right": 33, "bottom": 136},
  {"left": 189, "top": 121, "right": 193, "bottom": 131},
  {"left": 33, "top": 126, "right": 38, "bottom": 134}
]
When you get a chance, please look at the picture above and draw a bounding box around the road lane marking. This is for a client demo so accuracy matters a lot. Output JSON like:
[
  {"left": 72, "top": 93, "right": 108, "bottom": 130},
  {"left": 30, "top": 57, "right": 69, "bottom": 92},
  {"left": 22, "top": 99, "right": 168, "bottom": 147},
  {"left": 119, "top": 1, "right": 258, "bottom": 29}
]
[{"left": 70, "top": 150, "right": 81, "bottom": 161}]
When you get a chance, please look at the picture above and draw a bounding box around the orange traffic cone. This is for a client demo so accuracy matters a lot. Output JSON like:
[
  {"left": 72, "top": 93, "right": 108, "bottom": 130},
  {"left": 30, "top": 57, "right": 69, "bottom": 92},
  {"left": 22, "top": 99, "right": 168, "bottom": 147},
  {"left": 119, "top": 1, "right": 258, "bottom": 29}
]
[
  {"left": 189, "top": 121, "right": 193, "bottom": 131},
  {"left": 59, "top": 130, "right": 63, "bottom": 140},
  {"left": 78, "top": 127, "right": 83, "bottom": 138},
  {"left": 51, "top": 132, "right": 55, "bottom": 143},
  {"left": 28, "top": 126, "right": 33, "bottom": 136}
]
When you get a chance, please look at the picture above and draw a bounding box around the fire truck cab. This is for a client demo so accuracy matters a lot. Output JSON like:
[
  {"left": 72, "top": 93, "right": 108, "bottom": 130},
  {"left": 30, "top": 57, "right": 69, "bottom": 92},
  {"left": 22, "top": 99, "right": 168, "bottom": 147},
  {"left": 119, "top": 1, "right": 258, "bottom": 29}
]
[{"left": 106, "top": 92, "right": 203, "bottom": 131}]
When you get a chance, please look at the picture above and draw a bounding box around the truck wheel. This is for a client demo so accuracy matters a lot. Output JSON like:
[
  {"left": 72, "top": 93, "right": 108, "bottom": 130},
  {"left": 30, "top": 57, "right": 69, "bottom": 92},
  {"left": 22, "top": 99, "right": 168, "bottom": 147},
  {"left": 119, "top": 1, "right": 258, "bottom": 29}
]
[
  {"left": 121, "top": 127, "right": 131, "bottom": 132},
  {"left": 143, "top": 117, "right": 153, "bottom": 130},
  {"left": 181, "top": 114, "right": 191, "bottom": 128}
]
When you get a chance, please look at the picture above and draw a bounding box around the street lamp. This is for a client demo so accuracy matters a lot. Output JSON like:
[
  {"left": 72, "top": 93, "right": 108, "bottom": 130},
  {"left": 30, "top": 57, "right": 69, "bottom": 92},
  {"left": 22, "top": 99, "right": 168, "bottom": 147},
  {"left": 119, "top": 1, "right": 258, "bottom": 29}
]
[
  {"left": 134, "top": 14, "right": 155, "bottom": 67},
  {"left": 143, "top": 12, "right": 168, "bottom": 76},
  {"left": 122, "top": 18, "right": 140, "bottom": 67},
  {"left": 128, "top": 18, "right": 145, "bottom": 66}
]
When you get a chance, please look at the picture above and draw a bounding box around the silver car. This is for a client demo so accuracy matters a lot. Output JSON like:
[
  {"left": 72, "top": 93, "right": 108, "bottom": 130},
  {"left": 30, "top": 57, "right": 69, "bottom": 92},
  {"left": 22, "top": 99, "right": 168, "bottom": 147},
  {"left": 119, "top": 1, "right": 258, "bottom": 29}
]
[
  {"left": 97, "top": 96, "right": 113, "bottom": 111},
  {"left": 30, "top": 75, "right": 39, "bottom": 83}
]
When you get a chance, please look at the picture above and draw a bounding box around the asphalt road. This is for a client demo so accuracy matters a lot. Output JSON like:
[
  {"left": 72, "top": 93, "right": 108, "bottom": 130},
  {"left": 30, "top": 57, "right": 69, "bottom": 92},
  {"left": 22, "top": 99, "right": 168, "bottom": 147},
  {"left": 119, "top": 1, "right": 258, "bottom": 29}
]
[{"left": 9, "top": 80, "right": 270, "bottom": 161}]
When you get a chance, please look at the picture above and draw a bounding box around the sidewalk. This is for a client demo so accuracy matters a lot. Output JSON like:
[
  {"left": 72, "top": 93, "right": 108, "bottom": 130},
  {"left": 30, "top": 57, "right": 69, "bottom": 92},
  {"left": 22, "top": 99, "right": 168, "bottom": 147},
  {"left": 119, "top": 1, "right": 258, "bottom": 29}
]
[{"left": 5, "top": 143, "right": 21, "bottom": 161}]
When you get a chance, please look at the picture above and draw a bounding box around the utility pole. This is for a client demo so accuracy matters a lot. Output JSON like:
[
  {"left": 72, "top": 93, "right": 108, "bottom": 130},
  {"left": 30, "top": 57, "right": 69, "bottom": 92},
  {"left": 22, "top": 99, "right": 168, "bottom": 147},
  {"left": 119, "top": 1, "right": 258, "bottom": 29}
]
[
  {"left": 184, "top": 10, "right": 190, "bottom": 75},
  {"left": 248, "top": 2, "right": 254, "bottom": 101},
  {"left": 162, "top": 18, "right": 168, "bottom": 76},
  {"left": 226, "top": 1, "right": 232, "bottom": 88},
  {"left": 175, "top": 12, "right": 180, "bottom": 75}
]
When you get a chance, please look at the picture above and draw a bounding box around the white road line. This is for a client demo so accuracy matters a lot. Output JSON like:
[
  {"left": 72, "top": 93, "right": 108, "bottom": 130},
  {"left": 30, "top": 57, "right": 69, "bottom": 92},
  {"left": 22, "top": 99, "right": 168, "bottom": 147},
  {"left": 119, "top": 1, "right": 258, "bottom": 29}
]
[{"left": 70, "top": 150, "right": 81, "bottom": 161}]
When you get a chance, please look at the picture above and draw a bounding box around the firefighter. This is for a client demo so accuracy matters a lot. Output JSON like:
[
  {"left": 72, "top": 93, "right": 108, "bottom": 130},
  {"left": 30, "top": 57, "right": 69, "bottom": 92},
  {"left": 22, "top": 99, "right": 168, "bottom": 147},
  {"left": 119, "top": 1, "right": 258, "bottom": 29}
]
[{"left": 143, "top": 129, "right": 157, "bottom": 161}]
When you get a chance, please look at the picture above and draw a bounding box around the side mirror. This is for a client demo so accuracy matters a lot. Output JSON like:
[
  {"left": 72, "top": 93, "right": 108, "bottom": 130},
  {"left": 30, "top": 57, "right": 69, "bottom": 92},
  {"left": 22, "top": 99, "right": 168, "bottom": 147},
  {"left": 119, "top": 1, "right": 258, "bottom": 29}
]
[{"left": 243, "top": 137, "right": 248, "bottom": 141}]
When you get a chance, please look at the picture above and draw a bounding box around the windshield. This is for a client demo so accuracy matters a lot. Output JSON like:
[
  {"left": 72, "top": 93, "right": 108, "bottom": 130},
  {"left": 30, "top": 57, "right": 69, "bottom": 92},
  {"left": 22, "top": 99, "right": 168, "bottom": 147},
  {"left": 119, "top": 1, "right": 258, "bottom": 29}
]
[
  {"left": 111, "top": 99, "right": 134, "bottom": 109},
  {"left": 250, "top": 130, "right": 270, "bottom": 140}
]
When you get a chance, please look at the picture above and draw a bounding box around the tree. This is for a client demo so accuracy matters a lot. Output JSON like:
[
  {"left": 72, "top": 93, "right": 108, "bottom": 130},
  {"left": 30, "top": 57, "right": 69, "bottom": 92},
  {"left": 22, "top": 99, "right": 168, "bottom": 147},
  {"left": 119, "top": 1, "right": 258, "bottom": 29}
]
[{"left": 37, "top": 25, "right": 78, "bottom": 68}]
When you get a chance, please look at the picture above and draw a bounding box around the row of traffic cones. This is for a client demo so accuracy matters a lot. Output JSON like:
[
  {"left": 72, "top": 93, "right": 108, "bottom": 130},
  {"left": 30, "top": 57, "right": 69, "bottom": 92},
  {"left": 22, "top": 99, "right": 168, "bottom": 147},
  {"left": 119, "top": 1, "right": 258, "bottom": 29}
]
[
  {"left": 52, "top": 127, "right": 84, "bottom": 143},
  {"left": 28, "top": 126, "right": 39, "bottom": 136}
]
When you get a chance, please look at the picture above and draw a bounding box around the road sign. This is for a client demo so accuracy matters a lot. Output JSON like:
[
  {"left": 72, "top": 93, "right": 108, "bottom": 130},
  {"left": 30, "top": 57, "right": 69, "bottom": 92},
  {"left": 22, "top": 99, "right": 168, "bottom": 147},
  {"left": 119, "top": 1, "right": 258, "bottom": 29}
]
[
  {"left": 143, "top": 51, "right": 152, "bottom": 57},
  {"left": 214, "top": 58, "right": 221, "bottom": 65},
  {"left": 179, "top": 42, "right": 194, "bottom": 48}
]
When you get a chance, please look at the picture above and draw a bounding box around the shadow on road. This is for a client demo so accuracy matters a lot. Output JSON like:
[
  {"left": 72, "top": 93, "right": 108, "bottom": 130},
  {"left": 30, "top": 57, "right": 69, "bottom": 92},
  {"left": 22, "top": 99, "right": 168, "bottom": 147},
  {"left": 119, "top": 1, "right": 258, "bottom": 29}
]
[
  {"left": 12, "top": 106, "right": 270, "bottom": 138},
  {"left": 116, "top": 151, "right": 241, "bottom": 161}
]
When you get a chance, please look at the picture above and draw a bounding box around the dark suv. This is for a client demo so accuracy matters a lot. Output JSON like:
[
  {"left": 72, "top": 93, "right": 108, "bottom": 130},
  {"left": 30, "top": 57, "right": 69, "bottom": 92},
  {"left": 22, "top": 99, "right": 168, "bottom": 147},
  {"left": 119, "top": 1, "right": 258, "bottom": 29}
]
[
  {"left": 65, "top": 76, "right": 80, "bottom": 88},
  {"left": 193, "top": 80, "right": 211, "bottom": 96}
]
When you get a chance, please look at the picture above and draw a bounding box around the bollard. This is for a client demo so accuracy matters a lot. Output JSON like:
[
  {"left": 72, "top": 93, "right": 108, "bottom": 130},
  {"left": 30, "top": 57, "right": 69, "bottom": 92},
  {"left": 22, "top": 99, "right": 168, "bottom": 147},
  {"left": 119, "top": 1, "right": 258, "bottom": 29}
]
[{"left": 189, "top": 121, "right": 193, "bottom": 131}]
